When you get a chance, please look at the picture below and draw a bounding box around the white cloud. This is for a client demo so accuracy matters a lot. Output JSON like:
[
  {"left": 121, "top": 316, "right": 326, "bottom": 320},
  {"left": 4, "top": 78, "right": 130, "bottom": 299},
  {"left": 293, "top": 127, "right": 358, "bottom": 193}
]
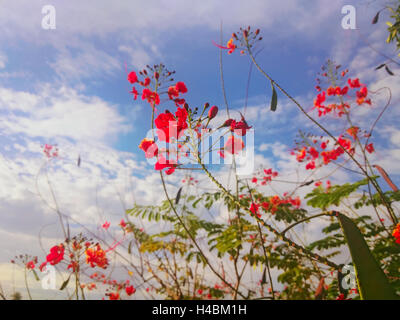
[{"left": 0, "top": 85, "right": 131, "bottom": 143}]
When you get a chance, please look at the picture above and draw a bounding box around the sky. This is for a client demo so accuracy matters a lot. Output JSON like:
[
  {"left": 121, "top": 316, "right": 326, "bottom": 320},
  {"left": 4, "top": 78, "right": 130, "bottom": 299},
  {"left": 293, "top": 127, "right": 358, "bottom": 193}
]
[{"left": 0, "top": 0, "right": 399, "bottom": 299}]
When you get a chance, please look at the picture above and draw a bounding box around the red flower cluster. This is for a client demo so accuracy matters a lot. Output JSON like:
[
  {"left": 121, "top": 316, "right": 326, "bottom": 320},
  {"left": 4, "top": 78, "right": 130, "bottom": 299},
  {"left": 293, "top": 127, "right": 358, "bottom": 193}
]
[
  {"left": 168, "top": 81, "right": 188, "bottom": 106},
  {"left": 315, "top": 180, "right": 331, "bottom": 190},
  {"left": 85, "top": 244, "right": 108, "bottom": 269},
  {"left": 294, "top": 136, "right": 354, "bottom": 170},
  {"left": 313, "top": 76, "right": 371, "bottom": 117},
  {"left": 155, "top": 108, "right": 188, "bottom": 142},
  {"left": 246, "top": 194, "right": 301, "bottom": 217},
  {"left": 251, "top": 168, "right": 278, "bottom": 185},
  {"left": 128, "top": 70, "right": 162, "bottom": 107},
  {"left": 139, "top": 138, "right": 158, "bottom": 159},
  {"left": 43, "top": 144, "right": 58, "bottom": 158},
  {"left": 222, "top": 116, "right": 252, "bottom": 136},
  {"left": 26, "top": 260, "right": 36, "bottom": 270},
  {"left": 142, "top": 88, "right": 160, "bottom": 106},
  {"left": 46, "top": 244, "right": 65, "bottom": 265},
  {"left": 393, "top": 223, "right": 400, "bottom": 244}
]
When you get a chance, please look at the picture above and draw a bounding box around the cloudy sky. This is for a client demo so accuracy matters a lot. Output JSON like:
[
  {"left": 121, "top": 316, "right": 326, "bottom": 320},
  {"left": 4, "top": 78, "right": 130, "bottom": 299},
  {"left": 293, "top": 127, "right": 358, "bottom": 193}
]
[{"left": 0, "top": 0, "right": 399, "bottom": 299}]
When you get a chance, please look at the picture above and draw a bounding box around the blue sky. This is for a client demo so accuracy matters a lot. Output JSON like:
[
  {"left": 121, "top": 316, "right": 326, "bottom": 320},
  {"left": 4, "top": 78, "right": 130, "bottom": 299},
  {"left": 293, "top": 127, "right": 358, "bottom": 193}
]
[{"left": 0, "top": 0, "right": 399, "bottom": 298}]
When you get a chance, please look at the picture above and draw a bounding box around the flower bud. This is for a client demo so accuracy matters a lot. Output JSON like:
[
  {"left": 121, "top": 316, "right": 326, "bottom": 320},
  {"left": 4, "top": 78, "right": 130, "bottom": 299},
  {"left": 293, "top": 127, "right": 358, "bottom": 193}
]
[{"left": 208, "top": 106, "right": 218, "bottom": 119}]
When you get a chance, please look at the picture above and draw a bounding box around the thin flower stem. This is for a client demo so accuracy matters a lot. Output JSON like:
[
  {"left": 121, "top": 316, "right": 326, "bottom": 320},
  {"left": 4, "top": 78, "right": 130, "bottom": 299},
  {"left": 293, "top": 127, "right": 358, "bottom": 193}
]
[
  {"left": 245, "top": 181, "right": 275, "bottom": 299},
  {"left": 24, "top": 268, "right": 32, "bottom": 300}
]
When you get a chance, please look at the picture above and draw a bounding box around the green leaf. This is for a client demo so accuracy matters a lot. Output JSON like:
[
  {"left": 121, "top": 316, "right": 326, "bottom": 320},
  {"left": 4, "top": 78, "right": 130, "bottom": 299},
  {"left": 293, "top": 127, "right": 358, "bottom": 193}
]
[
  {"left": 270, "top": 82, "right": 278, "bottom": 112},
  {"left": 337, "top": 213, "right": 399, "bottom": 300},
  {"left": 305, "top": 177, "right": 372, "bottom": 210},
  {"left": 60, "top": 275, "right": 71, "bottom": 291}
]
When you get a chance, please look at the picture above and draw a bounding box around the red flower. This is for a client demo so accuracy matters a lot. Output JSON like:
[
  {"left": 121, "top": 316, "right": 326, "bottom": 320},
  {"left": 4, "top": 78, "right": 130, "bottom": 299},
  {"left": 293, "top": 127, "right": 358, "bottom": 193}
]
[
  {"left": 346, "top": 127, "right": 359, "bottom": 139},
  {"left": 143, "top": 77, "right": 151, "bottom": 86},
  {"left": 125, "top": 285, "right": 136, "bottom": 296},
  {"left": 120, "top": 219, "right": 127, "bottom": 228},
  {"left": 250, "top": 203, "right": 260, "bottom": 216},
  {"left": 109, "top": 292, "right": 120, "bottom": 300},
  {"left": 305, "top": 161, "right": 316, "bottom": 170},
  {"left": 168, "top": 86, "right": 179, "bottom": 99},
  {"left": 296, "top": 147, "right": 306, "bottom": 162},
  {"left": 46, "top": 244, "right": 65, "bottom": 265},
  {"left": 314, "top": 91, "right": 326, "bottom": 108},
  {"left": 341, "top": 86, "right": 349, "bottom": 95},
  {"left": 327, "top": 87, "right": 336, "bottom": 96},
  {"left": 128, "top": 71, "right": 138, "bottom": 84},
  {"left": 348, "top": 78, "right": 362, "bottom": 88},
  {"left": 26, "top": 261, "right": 35, "bottom": 270},
  {"left": 142, "top": 88, "right": 160, "bottom": 106},
  {"left": 175, "top": 81, "right": 188, "bottom": 94},
  {"left": 155, "top": 110, "right": 187, "bottom": 142},
  {"left": 139, "top": 138, "right": 158, "bottom": 158},
  {"left": 365, "top": 143, "right": 374, "bottom": 154},
  {"left": 226, "top": 38, "right": 236, "bottom": 54},
  {"left": 39, "top": 262, "right": 47, "bottom": 272},
  {"left": 308, "top": 147, "right": 319, "bottom": 160},
  {"left": 102, "top": 221, "right": 110, "bottom": 230},
  {"left": 130, "top": 87, "right": 138, "bottom": 100},
  {"left": 232, "top": 117, "right": 252, "bottom": 136},
  {"left": 154, "top": 154, "right": 177, "bottom": 175},
  {"left": 393, "top": 223, "right": 400, "bottom": 244}
]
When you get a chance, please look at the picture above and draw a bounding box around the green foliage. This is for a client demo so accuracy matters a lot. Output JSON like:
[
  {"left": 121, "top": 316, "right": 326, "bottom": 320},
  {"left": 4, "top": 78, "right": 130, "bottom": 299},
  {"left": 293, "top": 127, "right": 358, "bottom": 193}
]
[
  {"left": 354, "top": 190, "right": 400, "bottom": 209},
  {"left": 305, "top": 178, "right": 371, "bottom": 210},
  {"left": 386, "top": 1, "right": 400, "bottom": 54}
]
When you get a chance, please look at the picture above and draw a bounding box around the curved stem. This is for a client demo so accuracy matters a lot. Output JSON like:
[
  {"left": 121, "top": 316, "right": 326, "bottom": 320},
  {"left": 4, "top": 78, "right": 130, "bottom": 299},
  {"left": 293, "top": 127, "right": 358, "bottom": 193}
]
[
  {"left": 281, "top": 213, "right": 330, "bottom": 236},
  {"left": 24, "top": 268, "right": 32, "bottom": 300}
]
